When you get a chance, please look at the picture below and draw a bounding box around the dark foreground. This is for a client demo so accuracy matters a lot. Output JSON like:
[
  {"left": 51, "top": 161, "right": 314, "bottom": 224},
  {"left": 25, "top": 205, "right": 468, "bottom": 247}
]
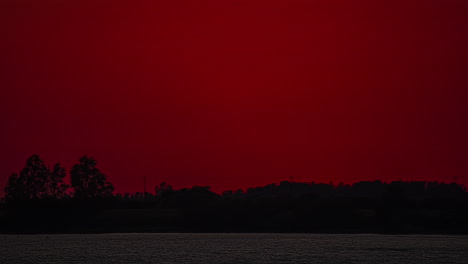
[
  {"left": 1, "top": 200, "right": 467, "bottom": 234},
  {"left": 2, "top": 233, "right": 468, "bottom": 264}
]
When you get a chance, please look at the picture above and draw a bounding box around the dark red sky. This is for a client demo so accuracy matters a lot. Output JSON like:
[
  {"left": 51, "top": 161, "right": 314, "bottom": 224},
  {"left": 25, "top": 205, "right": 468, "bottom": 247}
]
[{"left": 1, "top": 0, "right": 468, "bottom": 195}]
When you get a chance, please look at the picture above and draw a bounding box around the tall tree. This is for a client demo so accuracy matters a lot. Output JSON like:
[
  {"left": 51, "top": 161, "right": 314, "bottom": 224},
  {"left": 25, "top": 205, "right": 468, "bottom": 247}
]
[
  {"left": 47, "top": 163, "right": 69, "bottom": 199},
  {"left": 3, "top": 155, "right": 68, "bottom": 201},
  {"left": 70, "top": 156, "right": 114, "bottom": 199},
  {"left": 4, "top": 173, "right": 22, "bottom": 201}
]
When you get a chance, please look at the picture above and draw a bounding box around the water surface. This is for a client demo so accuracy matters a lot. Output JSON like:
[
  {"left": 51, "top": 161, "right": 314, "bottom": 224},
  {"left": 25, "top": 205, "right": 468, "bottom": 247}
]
[{"left": 1, "top": 233, "right": 467, "bottom": 263}]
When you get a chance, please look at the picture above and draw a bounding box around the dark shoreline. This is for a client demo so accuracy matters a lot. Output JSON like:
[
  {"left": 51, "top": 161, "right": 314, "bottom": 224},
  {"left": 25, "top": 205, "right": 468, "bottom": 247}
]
[
  {"left": 2, "top": 180, "right": 467, "bottom": 236},
  {"left": 2, "top": 208, "right": 467, "bottom": 236},
  {"left": 2, "top": 231, "right": 468, "bottom": 235}
]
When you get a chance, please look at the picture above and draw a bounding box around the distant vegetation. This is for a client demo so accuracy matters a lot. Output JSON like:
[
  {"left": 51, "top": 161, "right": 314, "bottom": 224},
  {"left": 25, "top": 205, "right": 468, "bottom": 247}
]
[
  {"left": 4, "top": 155, "right": 113, "bottom": 202},
  {"left": 1, "top": 155, "right": 467, "bottom": 234}
]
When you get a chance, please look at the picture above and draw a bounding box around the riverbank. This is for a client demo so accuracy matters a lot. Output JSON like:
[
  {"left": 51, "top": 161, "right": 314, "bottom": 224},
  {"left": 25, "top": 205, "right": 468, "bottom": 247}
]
[{"left": 1, "top": 206, "right": 467, "bottom": 235}]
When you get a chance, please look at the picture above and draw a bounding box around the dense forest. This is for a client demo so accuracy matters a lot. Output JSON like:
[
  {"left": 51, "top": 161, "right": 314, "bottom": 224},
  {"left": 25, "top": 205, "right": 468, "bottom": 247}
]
[{"left": 1, "top": 155, "right": 467, "bottom": 234}]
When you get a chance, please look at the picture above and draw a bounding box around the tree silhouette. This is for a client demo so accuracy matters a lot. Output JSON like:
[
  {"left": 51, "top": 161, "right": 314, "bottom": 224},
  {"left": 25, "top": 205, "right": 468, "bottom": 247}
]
[
  {"left": 155, "top": 182, "right": 173, "bottom": 196},
  {"left": 3, "top": 155, "right": 68, "bottom": 201},
  {"left": 4, "top": 173, "right": 23, "bottom": 201},
  {"left": 70, "top": 156, "right": 114, "bottom": 199},
  {"left": 47, "top": 163, "right": 69, "bottom": 199},
  {"left": 155, "top": 182, "right": 174, "bottom": 206}
]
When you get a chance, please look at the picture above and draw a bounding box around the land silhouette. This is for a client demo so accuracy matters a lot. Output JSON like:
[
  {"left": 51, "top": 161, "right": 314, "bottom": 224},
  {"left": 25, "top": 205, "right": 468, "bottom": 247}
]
[{"left": 1, "top": 155, "right": 467, "bottom": 234}]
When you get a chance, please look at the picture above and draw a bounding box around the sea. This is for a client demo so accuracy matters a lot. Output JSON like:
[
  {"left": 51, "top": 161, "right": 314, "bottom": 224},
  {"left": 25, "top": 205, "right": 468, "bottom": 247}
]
[{"left": 1, "top": 233, "right": 467, "bottom": 263}]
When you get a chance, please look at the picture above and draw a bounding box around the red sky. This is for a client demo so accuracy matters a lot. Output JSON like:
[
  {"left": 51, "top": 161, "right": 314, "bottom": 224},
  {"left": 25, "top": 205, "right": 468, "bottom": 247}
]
[{"left": 1, "top": 0, "right": 468, "bottom": 195}]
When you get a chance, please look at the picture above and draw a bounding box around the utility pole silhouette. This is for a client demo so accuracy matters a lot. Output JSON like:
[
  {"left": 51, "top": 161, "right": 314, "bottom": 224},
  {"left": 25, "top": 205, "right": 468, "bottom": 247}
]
[{"left": 143, "top": 176, "right": 147, "bottom": 200}]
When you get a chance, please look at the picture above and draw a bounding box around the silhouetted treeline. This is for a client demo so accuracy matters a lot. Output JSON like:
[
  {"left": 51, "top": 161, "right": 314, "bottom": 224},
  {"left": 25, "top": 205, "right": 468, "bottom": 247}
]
[
  {"left": 1, "top": 155, "right": 468, "bottom": 234},
  {"left": 4, "top": 155, "right": 113, "bottom": 204}
]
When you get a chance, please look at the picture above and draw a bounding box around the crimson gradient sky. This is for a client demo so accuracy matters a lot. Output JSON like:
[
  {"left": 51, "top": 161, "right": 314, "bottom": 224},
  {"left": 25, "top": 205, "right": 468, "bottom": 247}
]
[{"left": 1, "top": 0, "right": 468, "bottom": 194}]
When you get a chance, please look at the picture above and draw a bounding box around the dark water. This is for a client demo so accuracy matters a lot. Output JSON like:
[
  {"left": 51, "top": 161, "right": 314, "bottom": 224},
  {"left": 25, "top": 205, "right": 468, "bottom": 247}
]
[{"left": 1, "top": 233, "right": 467, "bottom": 264}]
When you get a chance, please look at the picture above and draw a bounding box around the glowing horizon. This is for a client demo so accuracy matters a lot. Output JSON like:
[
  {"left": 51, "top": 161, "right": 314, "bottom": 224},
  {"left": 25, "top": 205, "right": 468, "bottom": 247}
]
[{"left": 1, "top": 0, "right": 468, "bottom": 195}]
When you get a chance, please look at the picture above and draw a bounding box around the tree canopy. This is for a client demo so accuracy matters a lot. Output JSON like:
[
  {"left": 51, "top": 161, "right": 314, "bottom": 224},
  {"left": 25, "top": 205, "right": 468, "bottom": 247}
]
[
  {"left": 4, "top": 155, "right": 68, "bottom": 201},
  {"left": 70, "top": 156, "right": 114, "bottom": 199}
]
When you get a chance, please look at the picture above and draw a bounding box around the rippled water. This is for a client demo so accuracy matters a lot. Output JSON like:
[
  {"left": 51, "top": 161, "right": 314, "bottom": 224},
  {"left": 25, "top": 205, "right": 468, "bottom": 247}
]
[{"left": 1, "top": 233, "right": 467, "bottom": 264}]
